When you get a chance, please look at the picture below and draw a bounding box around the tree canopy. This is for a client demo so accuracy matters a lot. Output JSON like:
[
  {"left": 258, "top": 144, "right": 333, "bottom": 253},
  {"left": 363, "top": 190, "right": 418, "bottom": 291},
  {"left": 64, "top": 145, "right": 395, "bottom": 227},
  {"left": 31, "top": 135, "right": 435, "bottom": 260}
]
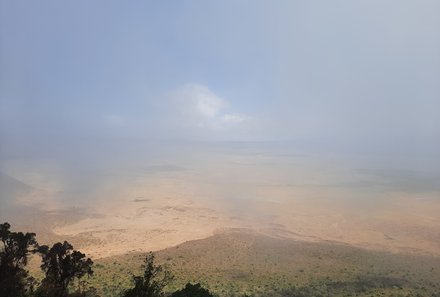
[
  {"left": 36, "top": 241, "right": 93, "bottom": 297},
  {"left": 171, "top": 283, "right": 214, "bottom": 297},
  {"left": 0, "top": 222, "right": 37, "bottom": 297},
  {"left": 122, "top": 252, "right": 173, "bottom": 297}
]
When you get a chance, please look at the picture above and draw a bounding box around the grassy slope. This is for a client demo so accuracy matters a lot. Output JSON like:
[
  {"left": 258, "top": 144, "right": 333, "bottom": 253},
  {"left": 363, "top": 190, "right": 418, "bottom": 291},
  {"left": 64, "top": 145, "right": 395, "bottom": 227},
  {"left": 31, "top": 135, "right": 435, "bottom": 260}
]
[{"left": 88, "top": 229, "right": 440, "bottom": 297}]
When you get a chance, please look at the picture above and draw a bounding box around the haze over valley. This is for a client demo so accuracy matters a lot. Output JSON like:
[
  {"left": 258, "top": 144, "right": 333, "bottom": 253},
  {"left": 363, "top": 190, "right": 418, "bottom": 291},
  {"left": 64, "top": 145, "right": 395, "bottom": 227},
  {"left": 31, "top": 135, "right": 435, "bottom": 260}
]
[
  {"left": 1, "top": 1, "right": 440, "bottom": 296},
  {"left": 2, "top": 142, "right": 439, "bottom": 258}
]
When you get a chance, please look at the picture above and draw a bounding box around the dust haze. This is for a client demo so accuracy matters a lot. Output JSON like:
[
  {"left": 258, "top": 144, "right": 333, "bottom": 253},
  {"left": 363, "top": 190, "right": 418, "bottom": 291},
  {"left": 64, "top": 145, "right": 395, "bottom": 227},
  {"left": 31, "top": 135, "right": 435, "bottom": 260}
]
[
  {"left": 1, "top": 141, "right": 439, "bottom": 258},
  {"left": 1, "top": 1, "right": 440, "bottom": 260}
]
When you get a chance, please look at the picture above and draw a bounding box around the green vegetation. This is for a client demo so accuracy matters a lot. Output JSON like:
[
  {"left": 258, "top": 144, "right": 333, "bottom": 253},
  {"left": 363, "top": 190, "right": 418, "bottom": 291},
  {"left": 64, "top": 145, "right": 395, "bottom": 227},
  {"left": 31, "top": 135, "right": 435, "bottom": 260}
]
[
  {"left": 0, "top": 222, "right": 210, "bottom": 297},
  {"left": 90, "top": 232, "right": 440, "bottom": 297},
  {"left": 122, "top": 252, "right": 173, "bottom": 297},
  {"left": 171, "top": 283, "right": 213, "bottom": 297},
  {"left": 35, "top": 241, "right": 94, "bottom": 297},
  {"left": 0, "top": 222, "right": 37, "bottom": 297},
  {"left": 2, "top": 222, "right": 440, "bottom": 297}
]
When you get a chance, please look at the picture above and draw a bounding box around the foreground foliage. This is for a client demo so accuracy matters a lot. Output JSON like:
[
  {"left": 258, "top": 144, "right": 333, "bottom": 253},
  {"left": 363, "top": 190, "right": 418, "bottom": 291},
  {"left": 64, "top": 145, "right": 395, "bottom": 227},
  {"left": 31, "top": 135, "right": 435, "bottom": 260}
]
[
  {"left": 122, "top": 252, "right": 173, "bottom": 297},
  {"left": 171, "top": 283, "right": 214, "bottom": 297},
  {"left": 0, "top": 222, "right": 37, "bottom": 297},
  {"left": 36, "top": 241, "right": 94, "bottom": 297}
]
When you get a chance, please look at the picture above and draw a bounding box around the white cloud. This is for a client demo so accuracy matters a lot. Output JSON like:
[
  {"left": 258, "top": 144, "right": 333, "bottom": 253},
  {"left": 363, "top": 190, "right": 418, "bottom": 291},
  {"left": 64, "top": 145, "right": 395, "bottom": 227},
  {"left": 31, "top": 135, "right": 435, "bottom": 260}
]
[
  {"left": 220, "top": 113, "right": 247, "bottom": 124},
  {"left": 171, "top": 83, "right": 251, "bottom": 132},
  {"left": 190, "top": 84, "right": 226, "bottom": 118}
]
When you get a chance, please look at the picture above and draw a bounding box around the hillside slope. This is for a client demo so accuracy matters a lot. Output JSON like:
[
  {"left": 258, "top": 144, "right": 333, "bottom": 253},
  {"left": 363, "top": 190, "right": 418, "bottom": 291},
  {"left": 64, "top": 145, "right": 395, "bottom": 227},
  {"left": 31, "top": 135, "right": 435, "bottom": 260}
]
[{"left": 90, "top": 229, "right": 440, "bottom": 296}]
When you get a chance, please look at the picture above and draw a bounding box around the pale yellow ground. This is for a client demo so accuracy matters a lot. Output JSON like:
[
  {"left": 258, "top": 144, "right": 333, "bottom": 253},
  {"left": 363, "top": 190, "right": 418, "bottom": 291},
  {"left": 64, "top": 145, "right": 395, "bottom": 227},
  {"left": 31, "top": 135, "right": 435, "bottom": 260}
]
[
  {"left": 50, "top": 171, "right": 440, "bottom": 259},
  {"left": 6, "top": 151, "right": 440, "bottom": 259}
]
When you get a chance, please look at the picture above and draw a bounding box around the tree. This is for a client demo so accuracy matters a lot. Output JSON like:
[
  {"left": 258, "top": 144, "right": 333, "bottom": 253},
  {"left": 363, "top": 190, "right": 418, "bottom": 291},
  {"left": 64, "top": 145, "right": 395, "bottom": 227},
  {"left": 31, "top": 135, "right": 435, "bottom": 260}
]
[
  {"left": 171, "top": 283, "right": 214, "bottom": 297},
  {"left": 0, "top": 222, "right": 37, "bottom": 297},
  {"left": 37, "top": 241, "right": 93, "bottom": 297},
  {"left": 122, "top": 252, "right": 173, "bottom": 297}
]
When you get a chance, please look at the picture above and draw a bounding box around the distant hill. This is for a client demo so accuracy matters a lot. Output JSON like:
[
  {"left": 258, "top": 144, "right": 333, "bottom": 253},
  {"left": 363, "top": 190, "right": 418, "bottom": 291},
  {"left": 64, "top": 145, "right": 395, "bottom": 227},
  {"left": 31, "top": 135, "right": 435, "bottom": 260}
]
[{"left": 0, "top": 172, "right": 34, "bottom": 203}]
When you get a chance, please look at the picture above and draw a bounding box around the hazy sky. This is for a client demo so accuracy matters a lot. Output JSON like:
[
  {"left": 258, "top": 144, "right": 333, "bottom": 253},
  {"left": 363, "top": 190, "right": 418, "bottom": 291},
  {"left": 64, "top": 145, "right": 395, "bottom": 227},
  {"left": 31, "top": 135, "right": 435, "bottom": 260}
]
[{"left": 1, "top": 1, "right": 440, "bottom": 161}]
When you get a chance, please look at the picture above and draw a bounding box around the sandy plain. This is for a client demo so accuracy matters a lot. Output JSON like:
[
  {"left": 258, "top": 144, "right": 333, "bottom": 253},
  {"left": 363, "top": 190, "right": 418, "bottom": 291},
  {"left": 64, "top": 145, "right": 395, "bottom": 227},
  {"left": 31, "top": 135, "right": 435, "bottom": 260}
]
[{"left": 2, "top": 148, "right": 440, "bottom": 258}]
